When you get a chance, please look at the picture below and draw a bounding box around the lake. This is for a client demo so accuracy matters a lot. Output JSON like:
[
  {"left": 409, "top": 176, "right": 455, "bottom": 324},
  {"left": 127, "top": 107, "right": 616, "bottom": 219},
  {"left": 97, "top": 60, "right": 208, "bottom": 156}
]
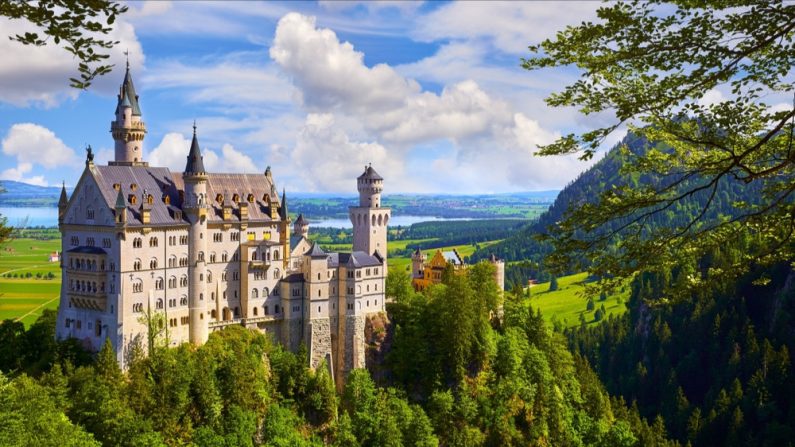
[
  {"left": 0, "top": 207, "right": 58, "bottom": 228},
  {"left": 0, "top": 207, "right": 485, "bottom": 229}
]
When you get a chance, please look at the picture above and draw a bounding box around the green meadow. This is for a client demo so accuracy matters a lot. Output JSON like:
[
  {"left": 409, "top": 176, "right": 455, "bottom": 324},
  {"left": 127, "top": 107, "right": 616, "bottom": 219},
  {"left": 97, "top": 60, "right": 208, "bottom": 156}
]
[
  {"left": 526, "top": 272, "right": 630, "bottom": 329},
  {"left": 0, "top": 238, "right": 62, "bottom": 326}
]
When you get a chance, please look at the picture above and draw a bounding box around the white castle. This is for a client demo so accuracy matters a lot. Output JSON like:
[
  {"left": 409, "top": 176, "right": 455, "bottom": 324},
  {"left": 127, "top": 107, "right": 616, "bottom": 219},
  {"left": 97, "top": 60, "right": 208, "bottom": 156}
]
[{"left": 55, "top": 65, "right": 389, "bottom": 384}]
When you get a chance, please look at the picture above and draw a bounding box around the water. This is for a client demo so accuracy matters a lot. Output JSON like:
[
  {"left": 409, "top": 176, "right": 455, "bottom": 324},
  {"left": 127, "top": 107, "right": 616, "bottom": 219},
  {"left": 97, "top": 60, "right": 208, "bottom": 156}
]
[
  {"left": 312, "top": 215, "right": 478, "bottom": 229},
  {"left": 0, "top": 207, "right": 493, "bottom": 229},
  {"left": 0, "top": 207, "right": 58, "bottom": 228}
]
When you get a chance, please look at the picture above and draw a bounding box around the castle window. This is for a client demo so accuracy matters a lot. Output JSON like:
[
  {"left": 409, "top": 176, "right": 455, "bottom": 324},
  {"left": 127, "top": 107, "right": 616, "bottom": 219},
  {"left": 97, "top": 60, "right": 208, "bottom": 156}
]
[
  {"left": 180, "top": 296, "right": 188, "bottom": 306},
  {"left": 86, "top": 207, "right": 94, "bottom": 220},
  {"left": 273, "top": 268, "right": 280, "bottom": 279},
  {"left": 263, "top": 287, "right": 269, "bottom": 297},
  {"left": 207, "top": 271, "right": 212, "bottom": 283},
  {"left": 198, "top": 251, "right": 205, "bottom": 262},
  {"left": 222, "top": 252, "right": 228, "bottom": 262},
  {"left": 253, "top": 307, "right": 258, "bottom": 316},
  {"left": 252, "top": 251, "right": 258, "bottom": 261},
  {"left": 232, "top": 194, "right": 240, "bottom": 203},
  {"left": 150, "top": 258, "right": 158, "bottom": 269},
  {"left": 374, "top": 268, "right": 379, "bottom": 275},
  {"left": 222, "top": 271, "right": 227, "bottom": 282},
  {"left": 216, "top": 194, "right": 223, "bottom": 204},
  {"left": 234, "top": 307, "right": 240, "bottom": 318},
  {"left": 147, "top": 195, "right": 154, "bottom": 205},
  {"left": 264, "top": 305, "right": 268, "bottom": 315},
  {"left": 252, "top": 288, "right": 258, "bottom": 298},
  {"left": 130, "top": 183, "right": 137, "bottom": 191},
  {"left": 133, "top": 259, "right": 141, "bottom": 271},
  {"left": 247, "top": 194, "right": 254, "bottom": 203},
  {"left": 70, "top": 236, "right": 79, "bottom": 246},
  {"left": 211, "top": 309, "right": 217, "bottom": 319},
  {"left": 149, "top": 237, "right": 158, "bottom": 247},
  {"left": 102, "top": 238, "right": 111, "bottom": 248},
  {"left": 86, "top": 237, "right": 95, "bottom": 247},
  {"left": 155, "top": 277, "right": 164, "bottom": 290},
  {"left": 275, "top": 304, "right": 280, "bottom": 313},
  {"left": 168, "top": 256, "right": 176, "bottom": 268},
  {"left": 133, "top": 279, "right": 143, "bottom": 293},
  {"left": 210, "top": 252, "right": 216, "bottom": 263},
  {"left": 273, "top": 250, "right": 279, "bottom": 260},
  {"left": 180, "top": 276, "right": 188, "bottom": 287},
  {"left": 163, "top": 195, "right": 171, "bottom": 205},
  {"left": 231, "top": 232, "right": 240, "bottom": 241},
  {"left": 156, "top": 299, "right": 163, "bottom": 309},
  {"left": 129, "top": 195, "right": 137, "bottom": 205},
  {"left": 113, "top": 183, "right": 120, "bottom": 191}
]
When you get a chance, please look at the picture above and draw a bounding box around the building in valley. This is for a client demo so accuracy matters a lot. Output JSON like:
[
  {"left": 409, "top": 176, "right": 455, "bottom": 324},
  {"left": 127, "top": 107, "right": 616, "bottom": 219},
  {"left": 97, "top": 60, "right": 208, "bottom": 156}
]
[
  {"left": 411, "top": 248, "right": 504, "bottom": 292},
  {"left": 55, "top": 65, "right": 389, "bottom": 384}
]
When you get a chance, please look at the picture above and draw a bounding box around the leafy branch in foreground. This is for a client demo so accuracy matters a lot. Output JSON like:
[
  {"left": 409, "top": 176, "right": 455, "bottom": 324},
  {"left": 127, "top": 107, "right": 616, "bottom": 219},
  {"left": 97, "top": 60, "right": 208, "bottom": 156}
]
[
  {"left": 523, "top": 0, "right": 795, "bottom": 294},
  {"left": 0, "top": 0, "right": 128, "bottom": 89}
]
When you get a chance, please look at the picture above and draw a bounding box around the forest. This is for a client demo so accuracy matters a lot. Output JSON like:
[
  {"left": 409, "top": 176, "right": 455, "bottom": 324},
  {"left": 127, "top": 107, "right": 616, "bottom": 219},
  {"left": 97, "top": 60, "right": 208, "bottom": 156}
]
[{"left": 0, "top": 265, "right": 672, "bottom": 446}]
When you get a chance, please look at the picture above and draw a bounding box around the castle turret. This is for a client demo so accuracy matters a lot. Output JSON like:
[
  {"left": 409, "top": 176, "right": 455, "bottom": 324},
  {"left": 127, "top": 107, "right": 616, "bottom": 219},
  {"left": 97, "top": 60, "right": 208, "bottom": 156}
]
[
  {"left": 110, "top": 60, "right": 147, "bottom": 166},
  {"left": 183, "top": 124, "right": 209, "bottom": 345},
  {"left": 114, "top": 188, "right": 127, "bottom": 227},
  {"left": 350, "top": 164, "right": 390, "bottom": 261},
  {"left": 294, "top": 214, "right": 309, "bottom": 238},
  {"left": 279, "top": 189, "right": 291, "bottom": 271},
  {"left": 489, "top": 254, "right": 505, "bottom": 292},
  {"left": 303, "top": 242, "right": 332, "bottom": 370},
  {"left": 411, "top": 247, "right": 426, "bottom": 280},
  {"left": 58, "top": 182, "right": 68, "bottom": 225}
]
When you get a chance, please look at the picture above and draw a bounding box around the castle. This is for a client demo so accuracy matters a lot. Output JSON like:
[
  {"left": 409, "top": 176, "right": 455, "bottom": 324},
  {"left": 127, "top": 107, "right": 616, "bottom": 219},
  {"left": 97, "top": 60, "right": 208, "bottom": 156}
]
[
  {"left": 55, "top": 65, "right": 388, "bottom": 384},
  {"left": 411, "top": 248, "right": 504, "bottom": 292}
]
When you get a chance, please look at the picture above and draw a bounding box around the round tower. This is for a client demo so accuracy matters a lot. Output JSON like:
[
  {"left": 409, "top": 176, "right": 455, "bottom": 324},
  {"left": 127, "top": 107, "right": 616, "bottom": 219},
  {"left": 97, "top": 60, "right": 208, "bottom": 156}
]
[
  {"left": 350, "top": 164, "right": 391, "bottom": 260},
  {"left": 294, "top": 214, "right": 309, "bottom": 238},
  {"left": 183, "top": 124, "right": 209, "bottom": 345},
  {"left": 357, "top": 163, "right": 384, "bottom": 208},
  {"left": 110, "top": 60, "right": 146, "bottom": 165},
  {"left": 411, "top": 248, "right": 426, "bottom": 279}
]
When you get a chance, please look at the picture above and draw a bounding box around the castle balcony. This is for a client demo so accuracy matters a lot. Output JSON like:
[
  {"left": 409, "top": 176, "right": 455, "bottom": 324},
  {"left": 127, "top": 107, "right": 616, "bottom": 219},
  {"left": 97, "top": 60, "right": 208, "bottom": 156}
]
[
  {"left": 245, "top": 314, "right": 282, "bottom": 324},
  {"left": 67, "top": 291, "right": 107, "bottom": 311},
  {"left": 110, "top": 121, "right": 146, "bottom": 131},
  {"left": 208, "top": 318, "right": 243, "bottom": 329},
  {"left": 248, "top": 259, "right": 270, "bottom": 270}
]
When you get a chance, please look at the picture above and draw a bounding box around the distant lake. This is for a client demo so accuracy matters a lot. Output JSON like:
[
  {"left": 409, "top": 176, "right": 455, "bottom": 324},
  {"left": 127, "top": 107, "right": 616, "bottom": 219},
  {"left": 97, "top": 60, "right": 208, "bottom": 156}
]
[
  {"left": 0, "top": 207, "right": 494, "bottom": 229},
  {"left": 0, "top": 207, "right": 58, "bottom": 228}
]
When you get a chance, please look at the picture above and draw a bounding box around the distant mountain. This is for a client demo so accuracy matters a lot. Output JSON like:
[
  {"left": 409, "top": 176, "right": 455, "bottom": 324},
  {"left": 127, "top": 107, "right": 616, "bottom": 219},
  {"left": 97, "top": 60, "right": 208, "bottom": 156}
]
[
  {"left": 0, "top": 180, "right": 69, "bottom": 207},
  {"left": 472, "top": 132, "right": 763, "bottom": 287}
]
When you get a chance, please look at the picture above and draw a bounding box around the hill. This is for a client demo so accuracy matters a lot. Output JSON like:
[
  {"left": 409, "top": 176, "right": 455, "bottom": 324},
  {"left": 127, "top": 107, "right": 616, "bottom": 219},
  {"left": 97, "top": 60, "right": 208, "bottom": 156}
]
[
  {"left": 0, "top": 180, "right": 69, "bottom": 207},
  {"left": 471, "top": 132, "right": 764, "bottom": 288}
]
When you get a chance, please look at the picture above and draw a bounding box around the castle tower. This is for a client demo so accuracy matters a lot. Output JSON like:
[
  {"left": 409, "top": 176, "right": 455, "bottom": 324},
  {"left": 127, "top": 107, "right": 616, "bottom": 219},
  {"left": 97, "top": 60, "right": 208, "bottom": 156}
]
[
  {"left": 489, "top": 254, "right": 505, "bottom": 292},
  {"left": 411, "top": 247, "right": 426, "bottom": 280},
  {"left": 110, "top": 60, "right": 147, "bottom": 165},
  {"left": 183, "top": 124, "right": 209, "bottom": 345},
  {"left": 303, "top": 243, "right": 333, "bottom": 371},
  {"left": 294, "top": 214, "right": 309, "bottom": 238},
  {"left": 349, "top": 164, "right": 390, "bottom": 261},
  {"left": 279, "top": 189, "right": 291, "bottom": 272}
]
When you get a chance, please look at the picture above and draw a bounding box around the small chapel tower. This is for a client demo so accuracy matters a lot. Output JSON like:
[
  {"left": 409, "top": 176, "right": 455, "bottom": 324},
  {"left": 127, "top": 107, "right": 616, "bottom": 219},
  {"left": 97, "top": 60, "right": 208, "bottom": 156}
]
[
  {"left": 110, "top": 60, "right": 147, "bottom": 165},
  {"left": 183, "top": 124, "right": 209, "bottom": 345},
  {"left": 294, "top": 214, "right": 309, "bottom": 238},
  {"left": 349, "top": 164, "right": 390, "bottom": 261}
]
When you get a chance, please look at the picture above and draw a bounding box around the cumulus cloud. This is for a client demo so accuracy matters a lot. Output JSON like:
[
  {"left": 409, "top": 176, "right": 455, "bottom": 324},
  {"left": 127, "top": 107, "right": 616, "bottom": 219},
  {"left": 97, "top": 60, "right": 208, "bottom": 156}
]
[
  {"left": 0, "top": 17, "right": 144, "bottom": 107},
  {"left": 148, "top": 132, "right": 259, "bottom": 174},
  {"left": 0, "top": 123, "right": 79, "bottom": 186},
  {"left": 269, "top": 12, "right": 591, "bottom": 192}
]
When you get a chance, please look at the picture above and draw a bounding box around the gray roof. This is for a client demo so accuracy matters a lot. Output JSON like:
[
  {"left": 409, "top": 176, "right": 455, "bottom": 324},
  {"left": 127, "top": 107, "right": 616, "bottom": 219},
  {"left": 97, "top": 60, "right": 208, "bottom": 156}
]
[
  {"left": 115, "top": 65, "right": 142, "bottom": 116},
  {"left": 337, "top": 251, "right": 383, "bottom": 268},
  {"left": 89, "top": 164, "right": 282, "bottom": 226},
  {"left": 59, "top": 183, "right": 69, "bottom": 206},
  {"left": 358, "top": 164, "right": 383, "bottom": 181},
  {"left": 184, "top": 126, "right": 205, "bottom": 175},
  {"left": 283, "top": 273, "right": 305, "bottom": 283},
  {"left": 295, "top": 213, "right": 307, "bottom": 225},
  {"left": 442, "top": 250, "right": 463, "bottom": 265},
  {"left": 305, "top": 242, "right": 326, "bottom": 258},
  {"left": 290, "top": 235, "right": 306, "bottom": 251}
]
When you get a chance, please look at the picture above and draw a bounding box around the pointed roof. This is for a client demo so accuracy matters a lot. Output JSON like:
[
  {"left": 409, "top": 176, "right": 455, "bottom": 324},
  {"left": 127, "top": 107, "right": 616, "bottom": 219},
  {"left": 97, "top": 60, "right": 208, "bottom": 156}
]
[
  {"left": 358, "top": 163, "right": 383, "bottom": 181},
  {"left": 279, "top": 189, "right": 288, "bottom": 221},
  {"left": 306, "top": 242, "right": 326, "bottom": 258},
  {"left": 58, "top": 182, "right": 68, "bottom": 206},
  {"left": 115, "top": 62, "right": 142, "bottom": 116},
  {"left": 184, "top": 123, "right": 206, "bottom": 175},
  {"left": 295, "top": 213, "right": 307, "bottom": 226},
  {"left": 114, "top": 188, "right": 126, "bottom": 209}
]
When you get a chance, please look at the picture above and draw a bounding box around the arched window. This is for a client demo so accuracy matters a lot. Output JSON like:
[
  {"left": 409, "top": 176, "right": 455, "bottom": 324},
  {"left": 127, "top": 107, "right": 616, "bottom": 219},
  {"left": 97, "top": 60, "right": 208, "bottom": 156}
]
[
  {"left": 147, "top": 194, "right": 154, "bottom": 205},
  {"left": 253, "top": 307, "right": 258, "bottom": 316},
  {"left": 372, "top": 215, "right": 376, "bottom": 226},
  {"left": 273, "top": 250, "right": 280, "bottom": 260},
  {"left": 273, "top": 268, "right": 280, "bottom": 279},
  {"left": 180, "top": 296, "right": 188, "bottom": 306},
  {"left": 263, "top": 287, "right": 269, "bottom": 297},
  {"left": 207, "top": 271, "right": 212, "bottom": 283},
  {"left": 198, "top": 251, "right": 204, "bottom": 262},
  {"left": 133, "top": 259, "right": 141, "bottom": 271},
  {"left": 377, "top": 214, "right": 382, "bottom": 226},
  {"left": 252, "top": 251, "right": 258, "bottom": 261},
  {"left": 155, "top": 277, "right": 164, "bottom": 290},
  {"left": 150, "top": 258, "right": 158, "bottom": 269},
  {"left": 252, "top": 288, "right": 258, "bottom": 298},
  {"left": 86, "top": 207, "right": 94, "bottom": 220},
  {"left": 156, "top": 299, "right": 163, "bottom": 309},
  {"left": 247, "top": 194, "right": 254, "bottom": 203},
  {"left": 211, "top": 309, "right": 217, "bottom": 319},
  {"left": 232, "top": 193, "right": 240, "bottom": 203}
]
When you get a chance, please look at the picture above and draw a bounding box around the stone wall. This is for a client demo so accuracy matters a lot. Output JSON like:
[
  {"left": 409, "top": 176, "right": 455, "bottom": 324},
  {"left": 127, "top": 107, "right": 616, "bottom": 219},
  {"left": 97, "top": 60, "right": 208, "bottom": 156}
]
[{"left": 308, "top": 317, "right": 332, "bottom": 369}]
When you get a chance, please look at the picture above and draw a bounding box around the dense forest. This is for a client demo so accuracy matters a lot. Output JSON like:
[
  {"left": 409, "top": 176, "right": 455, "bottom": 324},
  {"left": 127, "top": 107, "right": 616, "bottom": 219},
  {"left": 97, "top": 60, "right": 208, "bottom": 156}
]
[
  {"left": 566, "top": 242, "right": 795, "bottom": 446},
  {"left": 1, "top": 266, "right": 674, "bottom": 446}
]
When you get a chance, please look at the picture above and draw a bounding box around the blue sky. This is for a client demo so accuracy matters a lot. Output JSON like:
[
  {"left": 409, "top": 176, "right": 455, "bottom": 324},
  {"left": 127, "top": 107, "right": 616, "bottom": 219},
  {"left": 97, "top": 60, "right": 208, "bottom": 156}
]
[{"left": 0, "top": 1, "right": 620, "bottom": 194}]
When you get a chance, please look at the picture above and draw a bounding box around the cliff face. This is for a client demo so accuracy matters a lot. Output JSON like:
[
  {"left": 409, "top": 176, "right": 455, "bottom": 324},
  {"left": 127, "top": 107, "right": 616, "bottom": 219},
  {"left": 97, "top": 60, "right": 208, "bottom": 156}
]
[{"left": 364, "top": 312, "right": 391, "bottom": 384}]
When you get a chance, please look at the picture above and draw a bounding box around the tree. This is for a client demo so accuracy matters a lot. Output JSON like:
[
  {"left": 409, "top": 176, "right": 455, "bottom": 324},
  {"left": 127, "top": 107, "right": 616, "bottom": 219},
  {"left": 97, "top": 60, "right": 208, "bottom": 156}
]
[
  {"left": 524, "top": 1, "right": 795, "bottom": 293},
  {"left": 549, "top": 275, "right": 559, "bottom": 292},
  {"left": 0, "top": 0, "right": 128, "bottom": 89}
]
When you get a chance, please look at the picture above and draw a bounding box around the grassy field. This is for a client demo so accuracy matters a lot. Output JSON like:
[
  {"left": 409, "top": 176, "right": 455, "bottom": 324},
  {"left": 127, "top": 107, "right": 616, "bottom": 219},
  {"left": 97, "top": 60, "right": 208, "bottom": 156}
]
[
  {"left": 525, "top": 272, "right": 630, "bottom": 329},
  {"left": 0, "top": 238, "right": 61, "bottom": 326}
]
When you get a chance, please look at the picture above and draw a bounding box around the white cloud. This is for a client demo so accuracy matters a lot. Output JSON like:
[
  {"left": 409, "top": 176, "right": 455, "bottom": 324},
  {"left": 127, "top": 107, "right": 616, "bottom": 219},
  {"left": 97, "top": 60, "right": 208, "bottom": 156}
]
[
  {"left": 0, "top": 162, "right": 48, "bottom": 187},
  {"left": 269, "top": 12, "right": 590, "bottom": 192},
  {"left": 148, "top": 132, "right": 259, "bottom": 174},
  {"left": 2, "top": 123, "right": 79, "bottom": 176},
  {"left": 0, "top": 16, "right": 144, "bottom": 107},
  {"left": 412, "top": 2, "right": 599, "bottom": 55}
]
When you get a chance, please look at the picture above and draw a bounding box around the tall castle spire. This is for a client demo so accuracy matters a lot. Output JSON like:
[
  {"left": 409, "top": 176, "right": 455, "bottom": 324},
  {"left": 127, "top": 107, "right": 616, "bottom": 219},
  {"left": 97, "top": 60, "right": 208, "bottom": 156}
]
[{"left": 110, "top": 62, "right": 147, "bottom": 166}]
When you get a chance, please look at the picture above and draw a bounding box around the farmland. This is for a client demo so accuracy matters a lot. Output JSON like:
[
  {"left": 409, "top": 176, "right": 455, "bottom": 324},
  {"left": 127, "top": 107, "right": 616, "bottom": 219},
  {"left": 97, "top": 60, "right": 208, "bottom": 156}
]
[{"left": 0, "top": 238, "right": 61, "bottom": 326}]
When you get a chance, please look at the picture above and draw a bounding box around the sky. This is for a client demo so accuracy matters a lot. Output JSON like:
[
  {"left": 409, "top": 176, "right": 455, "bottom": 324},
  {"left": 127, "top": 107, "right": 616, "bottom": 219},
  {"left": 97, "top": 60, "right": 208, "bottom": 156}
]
[{"left": 0, "top": 1, "right": 622, "bottom": 194}]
